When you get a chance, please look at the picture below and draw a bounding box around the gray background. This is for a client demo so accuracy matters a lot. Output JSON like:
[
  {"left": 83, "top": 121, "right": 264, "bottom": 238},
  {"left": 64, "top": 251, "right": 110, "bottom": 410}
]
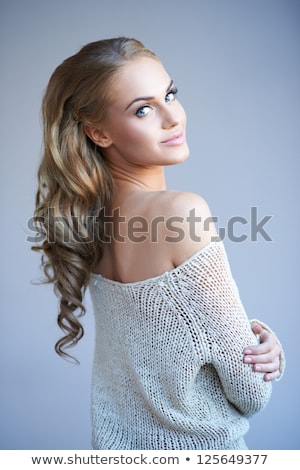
[{"left": 1, "top": 0, "right": 299, "bottom": 450}]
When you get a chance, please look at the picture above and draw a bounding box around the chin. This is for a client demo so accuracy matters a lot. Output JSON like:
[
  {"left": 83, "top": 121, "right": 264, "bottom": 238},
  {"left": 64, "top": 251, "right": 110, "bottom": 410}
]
[{"left": 168, "top": 146, "right": 190, "bottom": 166}]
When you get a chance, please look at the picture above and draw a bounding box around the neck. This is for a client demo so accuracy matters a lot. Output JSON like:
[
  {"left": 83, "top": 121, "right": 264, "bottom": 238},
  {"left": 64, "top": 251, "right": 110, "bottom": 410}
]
[{"left": 107, "top": 162, "right": 167, "bottom": 193}]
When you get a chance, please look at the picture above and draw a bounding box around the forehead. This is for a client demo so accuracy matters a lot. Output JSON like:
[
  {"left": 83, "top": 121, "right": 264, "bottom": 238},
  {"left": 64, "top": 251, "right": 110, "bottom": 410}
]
[{"left": 113, "top": 57, "right": 171, "bottom": 100}]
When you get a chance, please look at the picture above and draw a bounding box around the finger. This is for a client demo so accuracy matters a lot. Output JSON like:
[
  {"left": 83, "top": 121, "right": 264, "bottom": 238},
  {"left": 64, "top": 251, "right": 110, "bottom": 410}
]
[
  {"left": 251, "top": 323, "right": 263, "bottom": 335},
  {"left": 244, "top": 352, "right": 280, "bottom": 366},
  {"left": 244, "top": 332, "right": 279, "bottom": 356},
  {"left": 244, "top": 345, "right": 268, "bottom": 356},
  {"left": 244, "top": 345, "right": 281, "bottom": 363},
  {"left": 244, "top": 341, "right": 273, "bottom": 355},
  {"left": 263, "top": 370, "right": 281, "bottom": 382},
  {"left": 252, "top": 360, "right": 280, "bottom": 373}
]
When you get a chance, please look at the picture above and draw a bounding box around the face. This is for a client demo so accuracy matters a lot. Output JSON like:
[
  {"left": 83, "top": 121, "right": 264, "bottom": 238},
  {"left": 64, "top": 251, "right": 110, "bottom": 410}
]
[{"left": 95, "top": 57, "right": 189, "bottom": 168}]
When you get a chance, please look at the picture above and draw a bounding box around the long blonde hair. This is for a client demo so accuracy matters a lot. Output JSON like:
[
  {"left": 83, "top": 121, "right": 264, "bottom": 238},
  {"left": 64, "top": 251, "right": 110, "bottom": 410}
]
[{"left": 33, "top": 37, "right": 158, "bottom": 359}]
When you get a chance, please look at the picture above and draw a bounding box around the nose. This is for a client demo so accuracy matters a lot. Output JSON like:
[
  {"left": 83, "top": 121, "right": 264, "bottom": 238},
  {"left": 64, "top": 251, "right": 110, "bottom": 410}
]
[{"left": 161, "top": 102, "right": 181, "bottom": 129}]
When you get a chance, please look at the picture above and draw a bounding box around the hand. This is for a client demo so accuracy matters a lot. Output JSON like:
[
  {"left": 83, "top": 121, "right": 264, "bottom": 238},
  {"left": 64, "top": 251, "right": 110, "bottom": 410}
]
[{"left": 243, "top": 323, "right": 281, "bottom": 382}]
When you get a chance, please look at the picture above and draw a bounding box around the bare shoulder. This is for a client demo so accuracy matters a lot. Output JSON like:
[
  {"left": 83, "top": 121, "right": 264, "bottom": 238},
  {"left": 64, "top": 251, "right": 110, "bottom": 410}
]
[
  {"left": 148, "top": 190, "right": 208, "bottom": 213},
  {"left": 150, "top": 190, "right": 219, "bottom": 267},
  {"left": 150, "top": 190, "right": 214, "bottom": 225}
]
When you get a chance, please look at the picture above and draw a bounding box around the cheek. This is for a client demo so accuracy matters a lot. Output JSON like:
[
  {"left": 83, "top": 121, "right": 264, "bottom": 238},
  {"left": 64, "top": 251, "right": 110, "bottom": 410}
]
[
  {"left": 122, "top": 123, "right": 154, "bottom": 147},
  {"left": 110, "top": 120, "right": 139, "bottom": 146}
]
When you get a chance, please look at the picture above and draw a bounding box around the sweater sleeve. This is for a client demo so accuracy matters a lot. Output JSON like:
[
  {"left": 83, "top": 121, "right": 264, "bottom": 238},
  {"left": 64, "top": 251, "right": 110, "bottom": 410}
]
[{"left": 181, "top": 242, "right": 272, "bottom": 417}]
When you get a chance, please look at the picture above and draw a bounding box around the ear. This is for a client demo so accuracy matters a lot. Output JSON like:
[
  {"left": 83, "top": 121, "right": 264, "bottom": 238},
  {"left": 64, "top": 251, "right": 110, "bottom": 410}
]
[{"left": 83, "top": 124, "right": 112, "bottom": 148}]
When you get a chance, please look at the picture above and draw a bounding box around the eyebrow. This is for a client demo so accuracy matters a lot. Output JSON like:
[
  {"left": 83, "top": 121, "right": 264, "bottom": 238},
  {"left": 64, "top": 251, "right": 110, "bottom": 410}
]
[{"left": 125, "top": 79, "right": 174, "bottom": 111}]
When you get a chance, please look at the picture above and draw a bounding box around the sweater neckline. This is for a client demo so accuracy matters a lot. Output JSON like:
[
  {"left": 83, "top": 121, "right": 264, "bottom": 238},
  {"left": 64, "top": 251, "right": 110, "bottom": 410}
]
[{"left": 90, "top": 241, "right": 218, "bottom": 288}]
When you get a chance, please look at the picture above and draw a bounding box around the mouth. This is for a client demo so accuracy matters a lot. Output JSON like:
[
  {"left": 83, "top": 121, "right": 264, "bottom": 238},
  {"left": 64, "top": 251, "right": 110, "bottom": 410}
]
[{"left": 161, "top": 130, "right": 185, "bottom": 146}]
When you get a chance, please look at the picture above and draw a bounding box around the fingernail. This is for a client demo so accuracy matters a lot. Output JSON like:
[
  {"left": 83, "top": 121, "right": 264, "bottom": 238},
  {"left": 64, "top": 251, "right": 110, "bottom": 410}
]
[
  {"left": 255, "top": 365, "right": 262, "bottom": 371},
  {"left": 244, "top": 349, "right": 252, "bottom": 354},
  {"left": 244, "top": 356, "right": 252, "bottom": 363}
]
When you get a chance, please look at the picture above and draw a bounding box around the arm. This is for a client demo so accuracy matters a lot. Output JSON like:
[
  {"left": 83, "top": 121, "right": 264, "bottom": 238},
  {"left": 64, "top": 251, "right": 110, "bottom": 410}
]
[
  {"left": 168, "top": 193, "right": 272, "bottom": 416},
  {"left": 169, "top": 193, "right": 284, "bottom": 382},
  {"left": 197, "top": 242, "right": 272, "bottom": 416}
]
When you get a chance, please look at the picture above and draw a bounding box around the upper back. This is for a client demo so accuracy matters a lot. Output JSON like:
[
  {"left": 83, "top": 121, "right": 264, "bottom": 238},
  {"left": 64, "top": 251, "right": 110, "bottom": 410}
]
[{"left": 93, "top": 190, "right": 218, "bottom": 283}]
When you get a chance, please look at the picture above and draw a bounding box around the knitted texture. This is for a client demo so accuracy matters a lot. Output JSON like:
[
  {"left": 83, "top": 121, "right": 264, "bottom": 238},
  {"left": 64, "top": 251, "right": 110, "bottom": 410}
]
[{"left": 89, "top": 241, "right": 272, "bottom": 450}]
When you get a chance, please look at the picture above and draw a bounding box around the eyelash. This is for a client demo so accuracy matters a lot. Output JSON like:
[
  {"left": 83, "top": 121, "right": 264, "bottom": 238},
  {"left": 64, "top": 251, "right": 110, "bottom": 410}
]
[
  {"left": 135, "top": 87, "right": 178, "bottom": 117},
  {"left": 166, "top": 86, "right": 178, "bottom": 102}
]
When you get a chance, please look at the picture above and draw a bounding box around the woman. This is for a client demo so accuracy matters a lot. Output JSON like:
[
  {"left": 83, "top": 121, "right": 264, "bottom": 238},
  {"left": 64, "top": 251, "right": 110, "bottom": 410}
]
[{"left": 33, "top": 37, "right": 284, "bottom": 450}]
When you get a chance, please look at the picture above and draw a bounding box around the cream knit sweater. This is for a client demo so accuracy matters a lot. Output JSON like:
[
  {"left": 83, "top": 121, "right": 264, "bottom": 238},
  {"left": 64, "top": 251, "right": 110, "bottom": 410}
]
[{"left": 89, "top": 241, "right": 273, "bottom": 450}]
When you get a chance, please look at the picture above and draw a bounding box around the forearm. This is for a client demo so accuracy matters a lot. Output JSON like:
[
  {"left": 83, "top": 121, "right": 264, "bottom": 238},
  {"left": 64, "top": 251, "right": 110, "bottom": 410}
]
[{"left": 210, "top": 309, "right": 273, "bottom": 416}]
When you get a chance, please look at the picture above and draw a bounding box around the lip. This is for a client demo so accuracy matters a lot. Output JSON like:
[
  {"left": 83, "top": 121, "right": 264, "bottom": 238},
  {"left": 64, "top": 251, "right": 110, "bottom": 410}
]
[{"left": 161, "top": 130, "right": 185, "bottom": 146}]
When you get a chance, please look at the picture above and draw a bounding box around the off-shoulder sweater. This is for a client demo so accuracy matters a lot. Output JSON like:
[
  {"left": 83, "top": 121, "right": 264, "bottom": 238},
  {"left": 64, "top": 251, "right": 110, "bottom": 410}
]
[{"left": 89, "top": 241, "right": 273, "bottom": 450}]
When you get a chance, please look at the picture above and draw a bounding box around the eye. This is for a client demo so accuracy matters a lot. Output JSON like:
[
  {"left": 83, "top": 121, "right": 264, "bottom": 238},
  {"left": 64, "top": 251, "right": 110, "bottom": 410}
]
[
  {"left": 165, "top": 87, "right": 178, "bottom": 103},
  {"left": 135, "top": 105, "right": 152, "bottom": 117}
]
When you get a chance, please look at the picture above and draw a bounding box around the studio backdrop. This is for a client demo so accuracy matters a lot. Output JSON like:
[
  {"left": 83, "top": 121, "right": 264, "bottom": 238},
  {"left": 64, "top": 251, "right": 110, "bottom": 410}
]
[{"left": 1, "top": 0, "right": 299, "bottom": 450}]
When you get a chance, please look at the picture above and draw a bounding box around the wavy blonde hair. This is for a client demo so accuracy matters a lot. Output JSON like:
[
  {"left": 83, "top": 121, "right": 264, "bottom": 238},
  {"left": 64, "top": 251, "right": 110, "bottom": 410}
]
[{"left": 33, "top": 37, "right": 158, "bottom": 359}]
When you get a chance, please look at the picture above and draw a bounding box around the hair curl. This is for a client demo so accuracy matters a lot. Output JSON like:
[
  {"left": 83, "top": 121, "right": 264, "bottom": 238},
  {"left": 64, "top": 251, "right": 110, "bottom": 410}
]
[{"left": 33, "top": 37, "right": 158, "bottom": 360}]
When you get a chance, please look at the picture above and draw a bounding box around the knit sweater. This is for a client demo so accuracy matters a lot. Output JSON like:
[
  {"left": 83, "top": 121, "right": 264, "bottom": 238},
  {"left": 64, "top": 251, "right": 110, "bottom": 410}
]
[{"left": 89, "top": 241, "right": 272, "bottom": 450}]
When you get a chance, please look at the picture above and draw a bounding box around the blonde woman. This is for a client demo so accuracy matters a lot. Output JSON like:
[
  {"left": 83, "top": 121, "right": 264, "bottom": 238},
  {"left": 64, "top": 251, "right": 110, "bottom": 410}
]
[{"left": 33, "top": 37, "right": 284, "bottom": 450}]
